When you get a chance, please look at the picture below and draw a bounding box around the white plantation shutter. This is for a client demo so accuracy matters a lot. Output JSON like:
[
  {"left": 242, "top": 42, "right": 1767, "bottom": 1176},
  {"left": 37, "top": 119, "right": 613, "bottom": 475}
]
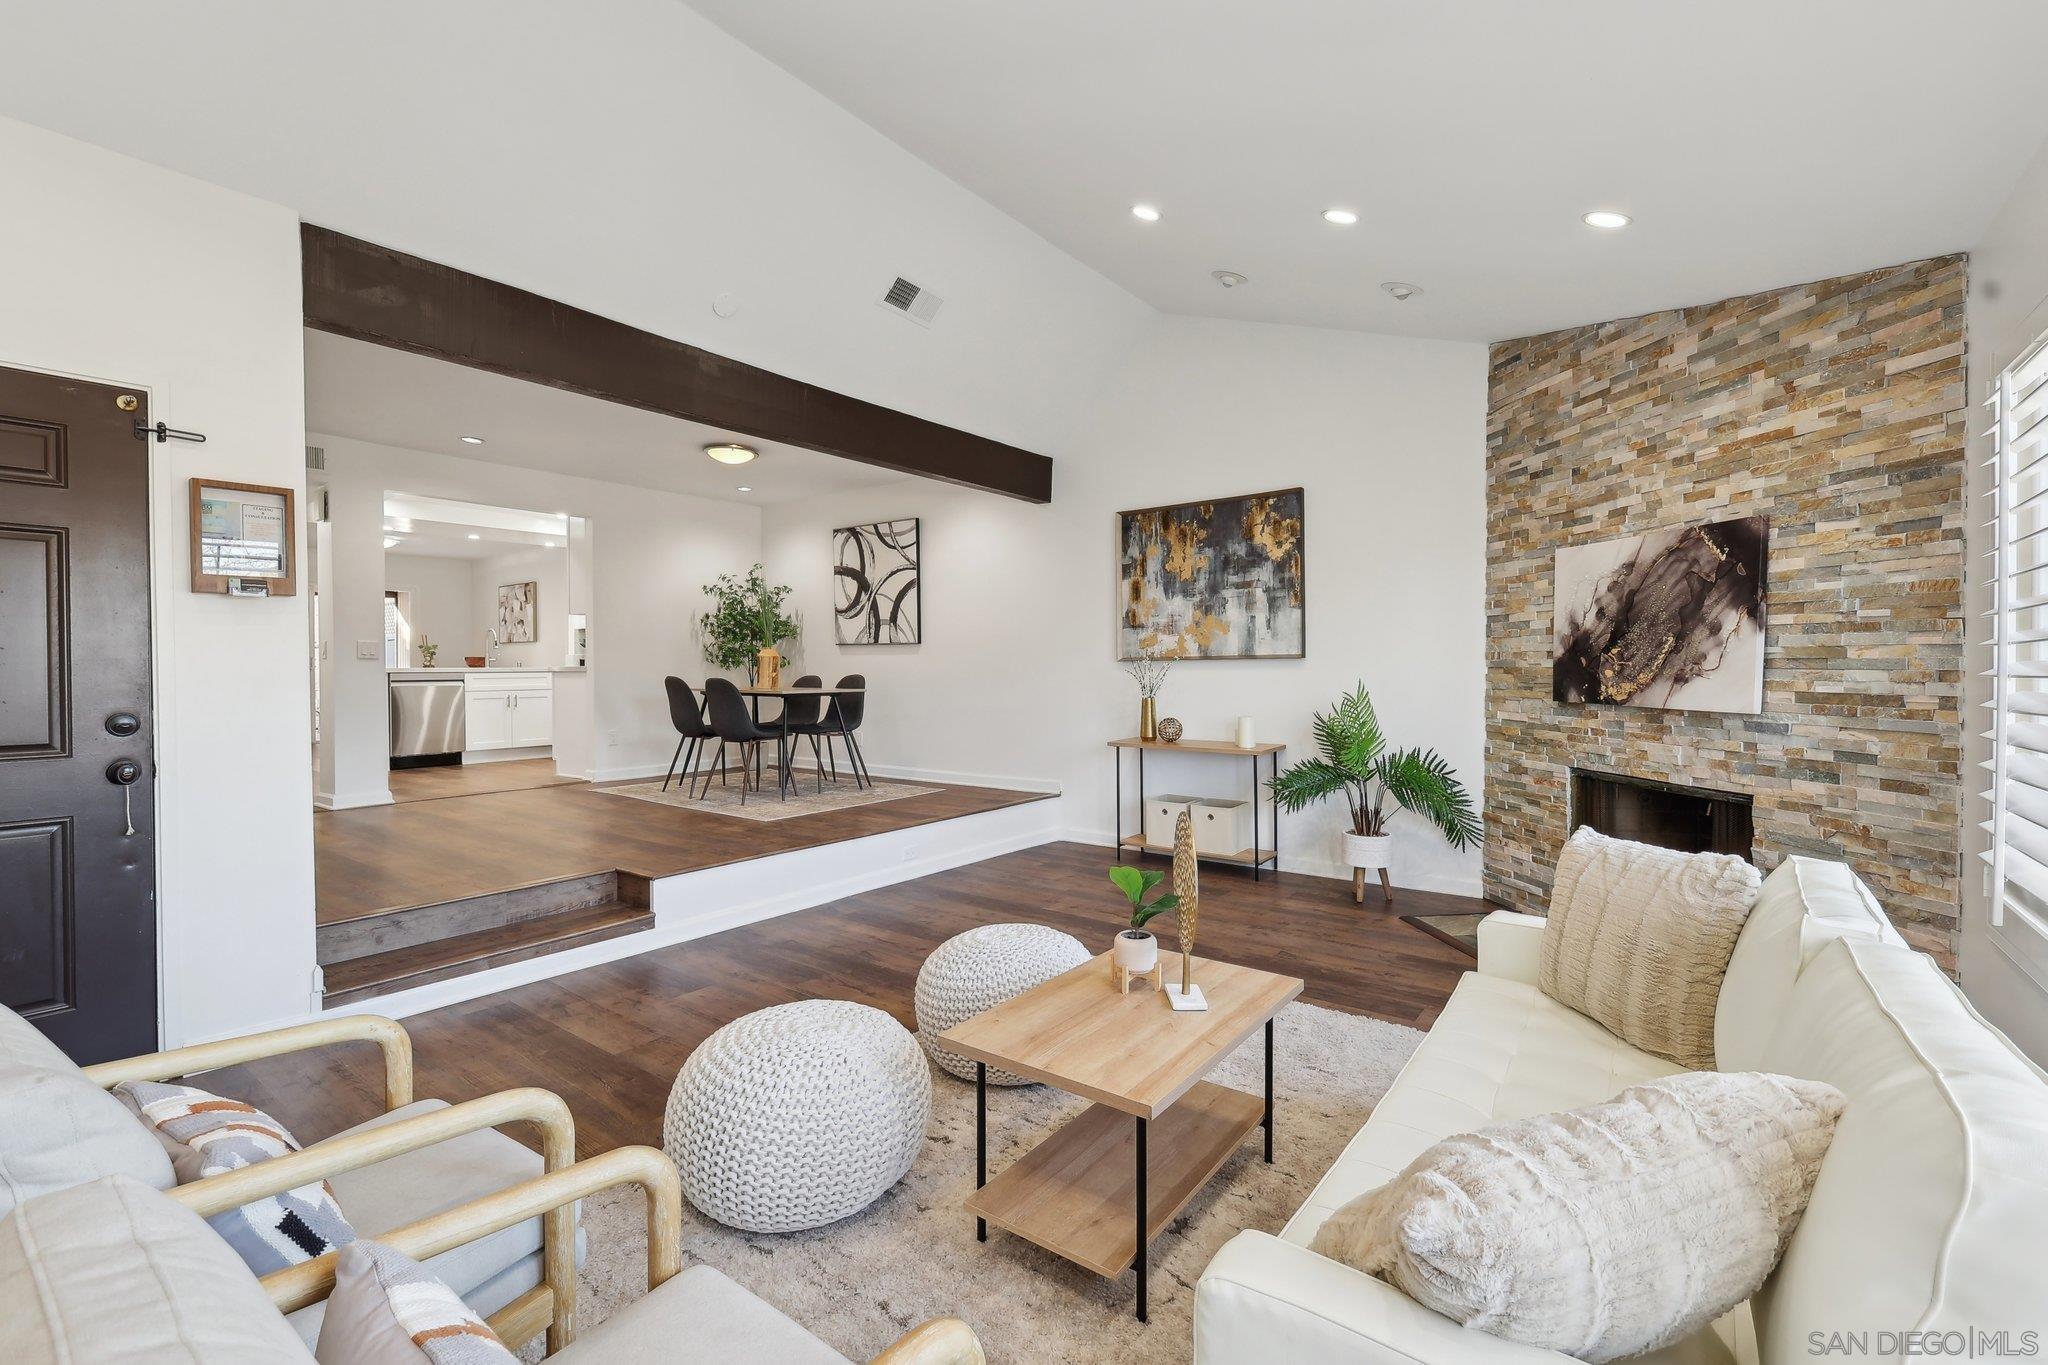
[{"left": 1982, "top": 331, "right": 2048, "bottom": 966}]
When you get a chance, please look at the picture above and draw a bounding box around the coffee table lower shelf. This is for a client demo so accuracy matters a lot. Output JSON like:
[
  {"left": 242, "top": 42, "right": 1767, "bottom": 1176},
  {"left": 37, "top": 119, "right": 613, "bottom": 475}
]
[{"left": 964, "top": 1080, "right": 1264, "bottom": 1279}]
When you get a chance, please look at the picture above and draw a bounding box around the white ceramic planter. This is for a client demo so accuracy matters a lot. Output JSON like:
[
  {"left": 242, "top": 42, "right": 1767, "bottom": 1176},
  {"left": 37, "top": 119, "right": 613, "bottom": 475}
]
[
  {"left": 1112, "top": 930, "right": 1158, "bottom": 975},
  {"left": 1343, "top": 832, "right": 1394, "bottom": 871}
]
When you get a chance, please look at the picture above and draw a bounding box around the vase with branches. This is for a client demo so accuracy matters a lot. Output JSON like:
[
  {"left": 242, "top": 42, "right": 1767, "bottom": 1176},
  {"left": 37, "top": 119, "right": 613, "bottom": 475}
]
[
  {"left": 1123, "top": 653, "right": 1173, "bottom": 741},
  {"left": 1268, "top": 682, "right": 1480, "bottom": 905}
]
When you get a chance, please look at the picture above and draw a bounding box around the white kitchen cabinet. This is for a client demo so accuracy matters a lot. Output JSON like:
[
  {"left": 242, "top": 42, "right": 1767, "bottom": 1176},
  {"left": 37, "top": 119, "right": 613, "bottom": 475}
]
[
  {"left": 463, "top": 672, "right": 552, "bottom": 751},
  {"left": 508, "top": 686, "right": 553, "bottom": 747}
]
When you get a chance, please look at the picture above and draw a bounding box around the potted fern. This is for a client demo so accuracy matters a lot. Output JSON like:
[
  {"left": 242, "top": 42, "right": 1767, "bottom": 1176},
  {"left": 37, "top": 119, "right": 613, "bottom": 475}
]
[{"left": 1269, "top": 683, "right": 1481, "bottom": 903}]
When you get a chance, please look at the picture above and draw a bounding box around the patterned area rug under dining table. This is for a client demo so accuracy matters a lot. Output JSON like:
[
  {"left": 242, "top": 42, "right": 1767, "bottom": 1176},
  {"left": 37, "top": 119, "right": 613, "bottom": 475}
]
[
  {"left": 597, "top": 773, "right": 939, "bottom": 821},
  {"left": 540, "top": 1000, "right": 1424, "bottom": 1363}
]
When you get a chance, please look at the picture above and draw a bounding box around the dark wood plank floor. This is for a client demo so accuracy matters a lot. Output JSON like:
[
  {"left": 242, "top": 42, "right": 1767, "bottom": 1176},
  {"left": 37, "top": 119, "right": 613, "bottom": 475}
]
[
  {"left": 380, "top": 758, "right": 584, "bottom": 805},
  {"left": 221, "top": 842, "right": 1481, "bottom": 1157},
  {"left": 316, "top": 777, "right": 1053, "bottom": 925}
]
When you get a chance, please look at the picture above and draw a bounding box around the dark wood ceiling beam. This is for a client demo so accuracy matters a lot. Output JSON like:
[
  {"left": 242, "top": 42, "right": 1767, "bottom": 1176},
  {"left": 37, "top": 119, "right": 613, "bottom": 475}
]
[{"left": 299, "top": 224, "right": 1054, "bottom": 503}]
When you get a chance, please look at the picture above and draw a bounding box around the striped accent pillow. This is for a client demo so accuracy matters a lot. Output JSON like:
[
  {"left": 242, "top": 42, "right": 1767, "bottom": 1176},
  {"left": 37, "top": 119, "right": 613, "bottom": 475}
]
[
  {"left": 115, "top": 1079, "right": 356, "bottom": 1274},
  {"left": 317, "top": 1240, "right": 516, "bottom": 1364}
]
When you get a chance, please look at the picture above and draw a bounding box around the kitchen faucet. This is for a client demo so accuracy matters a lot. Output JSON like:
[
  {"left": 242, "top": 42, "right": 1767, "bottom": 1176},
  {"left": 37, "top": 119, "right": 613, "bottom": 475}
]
[{"left": 484, "top": 627, "right": 500, "bottom": 667}]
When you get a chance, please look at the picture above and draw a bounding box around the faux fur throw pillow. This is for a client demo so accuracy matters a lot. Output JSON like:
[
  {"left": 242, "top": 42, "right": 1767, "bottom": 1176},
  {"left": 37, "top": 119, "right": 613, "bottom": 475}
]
[
  {"left": 115, "top": 1079, "right": 356, "bottom": 1275},
  {"left": 1542, "top": 825, "right": 1762, "bottom": 1068},
  {"left": 1308, "top": 1071, "right": 1845, "bottom": 1363}
]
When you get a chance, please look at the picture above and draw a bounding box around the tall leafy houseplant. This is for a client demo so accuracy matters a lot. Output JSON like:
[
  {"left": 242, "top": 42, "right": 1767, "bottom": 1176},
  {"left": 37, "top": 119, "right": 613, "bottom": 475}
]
[
  {"left": 699, "top": 565, "right": 799, "bottom": 680},
  {"left": 1268, "top": 683, "right": 1480, "bottom": 904}
]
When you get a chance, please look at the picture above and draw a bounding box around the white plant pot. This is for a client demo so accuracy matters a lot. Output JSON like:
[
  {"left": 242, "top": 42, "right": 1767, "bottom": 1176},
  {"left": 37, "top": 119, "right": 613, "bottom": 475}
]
[
  {"left": 1344, "top": 833, "right": 1394, "bottom": 871},
  {"left": 1113, "top": 930, "right": 1158, "bottom": 974}
]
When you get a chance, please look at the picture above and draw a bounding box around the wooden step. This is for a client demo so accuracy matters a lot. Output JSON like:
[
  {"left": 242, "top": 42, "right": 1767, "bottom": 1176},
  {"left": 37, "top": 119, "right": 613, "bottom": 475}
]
[
  {"left": 321, "top": 902, "right": 654, "bottom": 1007},
  {"left": 318, "top": 871, "right": 645, "bottom": 965}
]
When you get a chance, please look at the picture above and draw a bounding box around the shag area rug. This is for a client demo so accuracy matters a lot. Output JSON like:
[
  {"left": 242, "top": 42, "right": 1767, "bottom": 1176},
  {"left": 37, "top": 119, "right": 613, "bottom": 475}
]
[
  {"left": 547, "top": 1000, "right": 1422, "bottom": 1363},
  {"left": 597, "top": 775, "right": 939, "bottom": 822}
]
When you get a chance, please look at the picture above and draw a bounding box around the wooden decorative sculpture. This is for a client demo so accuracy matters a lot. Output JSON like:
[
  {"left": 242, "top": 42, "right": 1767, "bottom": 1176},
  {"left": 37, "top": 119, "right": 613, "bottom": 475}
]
[{"left": 1169, "top": 810, "right": 1207, "bottom": 1009}]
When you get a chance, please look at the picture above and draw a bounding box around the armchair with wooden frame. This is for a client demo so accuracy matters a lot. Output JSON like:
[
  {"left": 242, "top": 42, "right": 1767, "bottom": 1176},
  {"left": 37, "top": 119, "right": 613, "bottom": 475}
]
[{"left": 82, "top": 1013, "right": 983, "bottom": 1363}]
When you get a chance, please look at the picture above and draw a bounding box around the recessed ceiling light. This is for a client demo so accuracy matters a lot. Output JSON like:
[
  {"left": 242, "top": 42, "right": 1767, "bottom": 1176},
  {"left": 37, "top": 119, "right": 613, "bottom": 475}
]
[
  {"left": 466, "top": 534, "right": 481, "bottom": 540},
  {"left": 1211, "top": 270, "right": 1249, "bottom": 289},
  {"left": 1582, "top": 210, "right": 1631, "bottom": 230},
  {"left": 1322, "top": 208, "right": 1359, "bottom": 225},
  {"left": 1381, "top": 281, "right": 1423, "bottom": 301},
  {"left": 460, "top": 435, "right": 485, "bottom": 445},
  {"left": 1131, "top": 204, "right": 1161, "bottom": 222},
  {"left": 382, "top": 536, "right": 401, "bottom": 549},
  {"left": 736, "top": 486, "right": 753, "bottom": 493},
  {"left": 704, "top": 443, "right": 757, "bottom": 465},
  {"left": 543, "top": 541, "right": 558, "bottom": 548}
]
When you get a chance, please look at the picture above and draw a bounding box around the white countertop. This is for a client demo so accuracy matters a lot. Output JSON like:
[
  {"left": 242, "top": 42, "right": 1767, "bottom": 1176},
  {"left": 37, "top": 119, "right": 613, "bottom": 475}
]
[{"left": 388, "top": 667, "right": 586, "bottom": 678}]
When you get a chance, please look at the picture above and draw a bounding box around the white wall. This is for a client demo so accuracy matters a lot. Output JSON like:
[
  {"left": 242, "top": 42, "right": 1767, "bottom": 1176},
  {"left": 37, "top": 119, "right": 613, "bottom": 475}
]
[
  {"left": 0, "top": 116, "right": 314, "bottom": 1044},
  {"left": 765, "top": 315, "right": 1490, "bottom": 893},
  {"left": 385, "top": 554, "right": 475, "bottom": 666},
  {"left": 313, "top": 435, "right": 762, "bottom": 787},
  {"left": 472, "top": 547, "right": 568, "bottom": 670},
  {"left": 1963, "top": 136, "right": 2048, "bottom": 1062}
]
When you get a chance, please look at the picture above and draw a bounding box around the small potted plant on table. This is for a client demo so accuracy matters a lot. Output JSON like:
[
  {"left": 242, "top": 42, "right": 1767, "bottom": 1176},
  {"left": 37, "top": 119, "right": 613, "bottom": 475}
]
[
  {"left": 1107, "top": 864, "right": 1179, "bottom": 989},
  {"left": 1269, "top": 682, "right": 1481, "bottom": 905}
]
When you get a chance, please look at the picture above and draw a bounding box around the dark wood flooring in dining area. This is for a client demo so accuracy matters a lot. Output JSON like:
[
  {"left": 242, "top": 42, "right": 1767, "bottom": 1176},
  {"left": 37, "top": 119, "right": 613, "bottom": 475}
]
[
  {"left": 219, "top": 841, "right": 1482, "bottom": 1157},
  {"left": 315, "top": 774, "right": 1054, "bottom": 925}
]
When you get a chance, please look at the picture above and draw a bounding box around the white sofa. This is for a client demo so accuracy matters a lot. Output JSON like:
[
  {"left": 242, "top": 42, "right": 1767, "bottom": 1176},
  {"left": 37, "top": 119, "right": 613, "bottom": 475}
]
[{"left": 1196, "top": 857, "right": 2048, "bottom": 1363}]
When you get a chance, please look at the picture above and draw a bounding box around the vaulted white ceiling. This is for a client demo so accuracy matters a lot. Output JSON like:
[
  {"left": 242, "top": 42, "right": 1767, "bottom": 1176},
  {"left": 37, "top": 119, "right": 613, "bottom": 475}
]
[{"left": 687, "top": 0, "right": 2048, "bottom": 340}]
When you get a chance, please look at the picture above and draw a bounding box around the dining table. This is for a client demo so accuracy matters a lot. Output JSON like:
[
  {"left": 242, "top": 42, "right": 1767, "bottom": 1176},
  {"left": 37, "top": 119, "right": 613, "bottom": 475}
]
[{"left": 697, "top": 684, "right": 867, "bottom": 799}]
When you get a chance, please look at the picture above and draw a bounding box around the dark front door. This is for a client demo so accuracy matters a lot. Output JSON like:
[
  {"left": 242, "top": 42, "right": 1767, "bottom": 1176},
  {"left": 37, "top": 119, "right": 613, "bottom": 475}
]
[{"left": 0, "top": 365, "right": 157, "bottom": 1062}]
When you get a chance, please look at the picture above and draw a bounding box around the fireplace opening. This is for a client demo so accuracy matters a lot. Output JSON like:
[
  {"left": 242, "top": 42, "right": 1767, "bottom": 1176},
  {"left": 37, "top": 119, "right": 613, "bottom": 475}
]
[{"left": 1570, "top": 768, "right": 1753, "bottom": 861}]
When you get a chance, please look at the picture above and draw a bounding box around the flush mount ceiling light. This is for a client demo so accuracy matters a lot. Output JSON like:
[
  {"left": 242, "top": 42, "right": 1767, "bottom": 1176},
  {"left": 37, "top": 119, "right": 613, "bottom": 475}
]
[
  {"left": 736, "top": 485, "right": 753, "bottom": 493},
  {"left": 1131, "top": 204, "right": 1161, "bottom": 222},
  {"left": 1212, "top": 270, "right": 1249, "bottom": 289},
  {"left": 1582, "top": 210, "right": 1631, "bottom": 230},
  {"left": 460, "top": 435, "right": 485, "bottom": 445},
  {"left": 1381, "top": 281, "right": 1423, "bottom": 301},
  {"left": 704, "top": 442, "right": 758, "bottom": 465},
  {"left": 1321, "top": 208, "right": 1359, "bottom": 225},
  {"left": 466, "top": 533, "right": 481, "bottom": 541}
]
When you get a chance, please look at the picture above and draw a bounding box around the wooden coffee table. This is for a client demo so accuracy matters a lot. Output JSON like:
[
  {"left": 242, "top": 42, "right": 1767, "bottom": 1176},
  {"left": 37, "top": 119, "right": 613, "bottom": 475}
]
[{"left": 937, "top": 953, "right": 1303, "bottom": 1321}]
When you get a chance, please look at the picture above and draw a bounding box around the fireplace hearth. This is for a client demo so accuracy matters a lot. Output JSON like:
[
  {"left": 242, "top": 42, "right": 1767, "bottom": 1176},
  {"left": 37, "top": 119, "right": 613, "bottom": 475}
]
[{"left": 1569, "top": 768, "right": 1753, "bottom": 861}]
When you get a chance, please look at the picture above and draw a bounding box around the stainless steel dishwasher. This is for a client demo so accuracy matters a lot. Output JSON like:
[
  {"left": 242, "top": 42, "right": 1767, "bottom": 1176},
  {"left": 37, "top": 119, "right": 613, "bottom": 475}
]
[{"left": 389, "top": 677, "right": 466, "bottom": 768}]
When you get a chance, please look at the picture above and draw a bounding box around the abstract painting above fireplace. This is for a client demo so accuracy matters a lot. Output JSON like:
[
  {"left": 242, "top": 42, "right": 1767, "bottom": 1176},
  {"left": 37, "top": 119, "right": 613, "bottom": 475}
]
[{"left": 1552, "top": 515, "right": 1768, "bottom": 713}]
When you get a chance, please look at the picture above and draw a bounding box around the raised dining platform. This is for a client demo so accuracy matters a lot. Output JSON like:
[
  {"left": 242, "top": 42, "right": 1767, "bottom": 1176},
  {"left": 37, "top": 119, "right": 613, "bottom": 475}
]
[{"left": 314, "top": 774, "right": 1057, "bottom": 1013}]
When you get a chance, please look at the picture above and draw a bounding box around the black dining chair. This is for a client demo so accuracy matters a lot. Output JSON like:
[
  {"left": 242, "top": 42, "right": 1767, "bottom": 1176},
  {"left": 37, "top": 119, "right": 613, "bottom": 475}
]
[
  {"left": 702, "top": 677, "right": 789, "bottom": 803},
  {"left": 661, "top": 677, "right": 719, "bottom": 795},
  {"left": 815, "top": 673, "right": 870, "bottom": 790},
  {"left": 779, "top": 675, "right": 828, "bottom": 794}
]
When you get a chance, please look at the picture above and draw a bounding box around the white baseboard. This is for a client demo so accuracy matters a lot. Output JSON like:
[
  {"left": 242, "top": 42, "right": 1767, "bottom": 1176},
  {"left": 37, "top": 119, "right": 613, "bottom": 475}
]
[
  {"left": 316, "top": 789, "right": 393, "bottom": 811},
  {"left": 315, "top": 796, "right": 1066, "bottom": 1024},
  {"left": 1058, "top": 823, "right": 1484, "bottom": 900}
]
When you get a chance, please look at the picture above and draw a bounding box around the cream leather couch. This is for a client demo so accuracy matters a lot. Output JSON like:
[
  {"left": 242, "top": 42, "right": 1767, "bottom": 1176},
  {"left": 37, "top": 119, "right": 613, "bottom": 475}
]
[{"left": 1196, "top": 857, "right": 2048, "bottom": 1363}]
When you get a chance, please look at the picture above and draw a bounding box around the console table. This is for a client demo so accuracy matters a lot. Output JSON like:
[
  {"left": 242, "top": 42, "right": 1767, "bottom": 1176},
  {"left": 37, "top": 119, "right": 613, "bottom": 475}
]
[{"left": 1109, "top": 736, "right": 1286, "bottom": 881}]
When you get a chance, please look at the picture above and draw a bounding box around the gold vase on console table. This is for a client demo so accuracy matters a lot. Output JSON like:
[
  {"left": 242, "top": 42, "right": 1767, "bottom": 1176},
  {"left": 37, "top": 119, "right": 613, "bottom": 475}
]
[
  {"left": 1139, "top": 697, "right": 1158, "bottom": 741},
  {"left": 1168, "top": 808, "right": 1207, "bottom": 1010}
]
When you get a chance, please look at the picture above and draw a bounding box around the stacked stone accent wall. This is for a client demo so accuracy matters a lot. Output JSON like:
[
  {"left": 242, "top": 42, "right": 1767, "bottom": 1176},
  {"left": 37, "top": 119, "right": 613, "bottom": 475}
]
[{"left": 1484, "top": 256, "right": 1967, "bottom": 954}]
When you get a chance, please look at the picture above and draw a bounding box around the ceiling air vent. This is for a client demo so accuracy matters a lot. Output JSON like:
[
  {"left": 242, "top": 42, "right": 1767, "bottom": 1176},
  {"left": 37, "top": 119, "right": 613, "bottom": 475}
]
[
  {"left": 305, "top": 445, "right": 326, "bottom": 470},
  {"left": 878, "top": 275, "right": 943, "bottom": 327}
]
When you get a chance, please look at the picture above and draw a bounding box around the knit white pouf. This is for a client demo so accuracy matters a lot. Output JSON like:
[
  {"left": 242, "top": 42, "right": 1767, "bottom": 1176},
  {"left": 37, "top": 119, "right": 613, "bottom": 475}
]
[
  {"left": 662, "top": 999, "right": 931, "bottom": 1233},
  {"left": 914, "top": 922, "right": 1091, "bottom": 1084}
]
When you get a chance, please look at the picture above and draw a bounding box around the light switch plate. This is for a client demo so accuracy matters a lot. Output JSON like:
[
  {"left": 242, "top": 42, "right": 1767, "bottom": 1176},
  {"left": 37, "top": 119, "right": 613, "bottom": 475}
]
[{"left": 355, "top": 641, "right": 378, "bottom": 660}]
